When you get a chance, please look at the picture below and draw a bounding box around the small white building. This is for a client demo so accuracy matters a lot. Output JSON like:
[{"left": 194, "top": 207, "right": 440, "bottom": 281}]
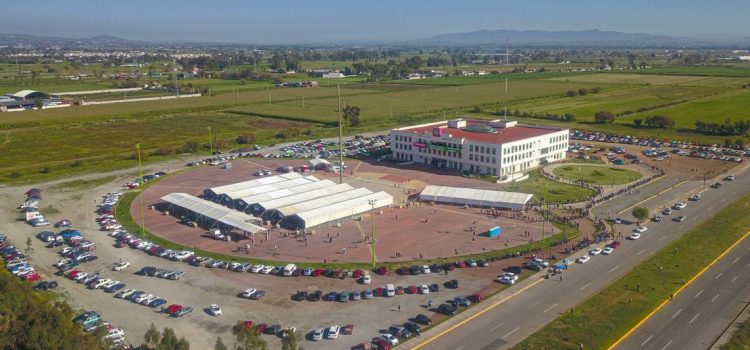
[{"left": 322, "top": 72, "right": 345, "bottom": 79}]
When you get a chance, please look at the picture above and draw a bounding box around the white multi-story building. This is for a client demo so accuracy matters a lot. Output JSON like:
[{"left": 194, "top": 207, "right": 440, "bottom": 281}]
[{"left": 390, "top": 119, "right": 569, "bottom": 176}]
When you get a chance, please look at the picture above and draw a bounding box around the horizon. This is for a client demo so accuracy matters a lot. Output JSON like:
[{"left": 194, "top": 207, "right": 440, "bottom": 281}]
[{"left": 1, "top": 0, "right": 749, "bottom": 44}]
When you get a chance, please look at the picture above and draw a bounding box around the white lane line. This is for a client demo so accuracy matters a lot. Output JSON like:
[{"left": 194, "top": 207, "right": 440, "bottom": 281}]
[
  {"left": 636, "top": 249, "right": 646, "bottom": 256},
  {"left": 746, "top": 263, "right": 750, "bottom": 268},
  {"left": 641, "top": 334, "right": 654, "bottom": 346},
  {"left": 715, "top": 272, "right": 723, "bottom": 280},
  {"left": 580, "top": 282, "right": 592, "bottom": 291},
  {"left": 490, "top": 321, "right": 506, "bottom": 332},
  {"left": 731, "top": 276, "right": 738, "bottom": 283},
  {"left": 543, "top": 304, "right": 558, "bottom": 313},
  {"left": 503, "top": 327, "right": 520, "bottom": 338},
  {"left": 678, "top": 224, "right": 685, "bottom": 229},
  {"left": 608, "top": 264, "right": 621, "bottom": 273},
  {"left": 711, "top": 294, "right": 720, "bottom": 303},
  {"left": 661, "top": 339, "right": 673, "bottom": 350},
  {"left": 671, "top": 309, "right": 683, "bottom": 319},
  {"left": 695, "top": 290, "right": 703, "bottom": 298},
  {"left": 659, "top": 236, "right": 666, "bottom": 242},
  {"left": 457, "top": 347, "right": 464, "bottom": 350},
  {"left": 689, "top": 313, "right": 700, "bottom": 324},
  {"left": 732, "top": 257, "right": 740, "bottom": 265}
]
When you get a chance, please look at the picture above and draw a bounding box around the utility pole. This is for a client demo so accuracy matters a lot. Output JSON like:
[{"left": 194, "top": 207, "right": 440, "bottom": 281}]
[
  {"left": 172, "top": 56, "right": 179, "bottom": 96},
  {"left": 136, "top": 144, "right": 146, "bottom": 237},
  {"left": 338, "top": 85, "right": 344, "bottom": 184},
  {"left": 368, "top": 199, "right": 377, "bottom": 267},
  {"left": 208, "top": 127, "right": 213, "bottom": 156}
]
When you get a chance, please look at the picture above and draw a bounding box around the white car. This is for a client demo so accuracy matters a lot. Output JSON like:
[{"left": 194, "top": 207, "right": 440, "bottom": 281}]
[
  {"left": 140, "top": 295, "right": 158, "bottom": 305},
  {"left": 419, "top": 284, "right": 430, "bottom": 294},
  {"left": 361, "top": 275, "right": 372, "bottom": 285},
  {"left": 496, "top": 276, "right": 515, "bottom": 285},
  {"left": 602, "top": 247, "right": 614, "bottom": 255},
  {"left": 115, "top": 289, "right": 136, "bottom": 299},
  {"left": 260, "top": 266, "right": 274, "bottom": 274},
  {"left": 628, "top": 233, "right": 642, "bottom": 240},
  {"left": 326, "top": 325, "right": 340, "bottom": 339},
  {"left": 251, "top": 265, "right": 264, "bottom": 273},
  {"left": 380, "top": 333, "right": 399, "bottom": 346},
  {"left": 104, "top": 328, "right": 125, "bottom": 339},
  {"left": 134, "top": 293, "right": 153, "bottom": 303},
  {"left": 576, "top": 255, "right": 591, "bottom": 264},
  {"left": 311, "top": 328, "right": 325, "bottom": 341},
  {"left": 614, "top": 218, "right": 622, "bottom": 224},
  {"left": 674, "top": 202, "right": 687, "bottom": 210},
  {"left": 209, "top": 304, "right": 222, "bottom": 316},
  {"left": 634, "top": 226, "right": 648, "bottom": 233},
  {"left": 421, "top": 265, "right": 431, "bottom": 274},
  {"left": 240, "top": 288, "right": 257, "bottom": 299},
  {"left": 113, "top": 261, "right": 130, "bottom": 271},
  {"left": 530, "top": 258, "right": 549, "bottom": 267},
  {"left": 589, "top": 248, "right": 603, "bottom": 256}
]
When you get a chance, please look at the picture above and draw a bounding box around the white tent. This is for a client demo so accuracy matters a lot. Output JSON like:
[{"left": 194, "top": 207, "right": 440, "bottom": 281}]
[
  {"left": 309, "top": 158, "right": 331, "bottom": 169},
  {"left": 418, "top": 185, "right": 532, "bottom": 210},
  {"left": 255, "top": 183, "right": 354, "bottom": 217},
  {"left": 203, "top": 172, "right": 302, "bottom": 200},
  {"left": 160, "top": 193, "right": 266, "bottom": 234},
  {"left": 266, "top": 188, "right": 372, "bottom": 224},
  {"left": 218, "top": 176, "right": 318, "bottom": 206},
  {"left": 284, "top": 191, "right": 393, "bottom": 229},
  {"left": 235, "top": 179, "right": 338, "bottom": 212}
]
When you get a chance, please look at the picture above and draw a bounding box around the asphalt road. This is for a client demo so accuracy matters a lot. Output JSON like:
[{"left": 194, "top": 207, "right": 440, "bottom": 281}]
[
  {"left": 406, "top": 171, "right": 750, "bottom": 350},
  {"left": 613, "top": 229, "right": 750, "bottom": 350}
]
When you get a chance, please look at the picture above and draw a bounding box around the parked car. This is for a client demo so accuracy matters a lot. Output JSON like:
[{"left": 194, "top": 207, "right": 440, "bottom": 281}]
[
  {"left": 208, "top": 304, "right": 222, "bottom": 316},
  {"left": 415, "top": 314, "right": 432, "bottom": 325},
  {"left": 438, "top": 304, "right": 457, "bottom": 316}
]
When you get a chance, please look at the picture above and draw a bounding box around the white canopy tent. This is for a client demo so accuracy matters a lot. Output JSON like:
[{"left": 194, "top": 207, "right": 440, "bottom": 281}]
[
  {"left": 160, "top": 192, "right": 266, "bottom": 234},
  {"left": 203, "top": 172, "right": 302, "bottom": 201},
  {"left": 418, "top": 185, "right": 532, "bottom": 210},
  {"left": 253, "top": 183, "right": 354, "bottom": 216},
  {"left": 234, "top": 179, "right": 338, "bottom": 211},
  {"left": 284, "top": 191, "right": 393, "bottom": 230},
  {"left": 309, "top": 158, "right": 331, "bottom": 169},
  {"left": 266, "top": 187, "right": 372, "bottom": 224},
  {"left": 218, "top": 176, "right": 319, "bottom": 206}
]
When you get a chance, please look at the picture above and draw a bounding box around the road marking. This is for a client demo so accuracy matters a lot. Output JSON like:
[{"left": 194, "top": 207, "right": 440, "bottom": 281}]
[
  {"left": 694, "top": 290, "right": 703, "bottom": 298},
  {"left": 543, "top": 304, "right": 558, "bottom": 313},
  {"left": 661, "top": 339, "right": 673, "bottom": 350},
  {"left": 636, "top": 249, "right": 646, "bottom": 256},
  {"left": 503, "top": 327, "right": 520, "bottom": 338},
  {"left": 732, "top": 257, "right": 740, "bottom": 265},
  {"left": 489, "top": 321, "right": 506, "bottom": 332},
  {"left": 715, "top": 272, "right": 723, "bottom": 279},
  {"left": 608, "top": 264, "right": 621, "bottom": 273},
  {"left": 617, "top": 178, "right": 679, "bottom": 215},
  {"left": 731, "top": 276, "right": 738, "bottom": 283},
  {"left": 689, "top": 313, "right": 700, "bottom": 324},
  {"left": 456, "top": 347, "right": 463, "bottom": 350},
  {"left": 641, "top": 334, "right": 654, "bottom": 346},
  {"left": 410, "top": 278, "right": 544, "bottom": 350},
  {"left": 529, "top": 300, "right": 542, "bottom": 308},
  {"left": 711, "top": 294, "right": 720, "bottom": 303},
  {"left": 580, "top": 282, "right": 592, "bottom": 291},
  {"left": 671, "top": 309, "right": 682, "bottom": 319},
  {"left": 659, "top": 236, "right": 666, "bottom": 242},
  {"left": 678, "top": 224, "right": 685, "bottom": 229}
]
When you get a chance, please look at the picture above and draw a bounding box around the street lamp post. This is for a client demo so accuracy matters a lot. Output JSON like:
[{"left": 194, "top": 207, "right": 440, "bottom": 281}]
[
  {"left": 136, "top": 143, "right": 146, "bottom": 237},
  {"left": 368, "top": 199, "right": 377, "bottom": 267}
]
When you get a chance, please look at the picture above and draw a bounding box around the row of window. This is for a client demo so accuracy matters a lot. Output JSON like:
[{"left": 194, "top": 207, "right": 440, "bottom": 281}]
[
  {"left": 549, "top": 134, "right": 568, "bottom": 144},
  {"left": 468, "top": 144, "right": 497, "bottom": 155},
  {"left": 394, "top": 134, "right": 413, "bottom": 143},
  {"left": 469, "top": 154, "right": 497, "bottom": 164}
]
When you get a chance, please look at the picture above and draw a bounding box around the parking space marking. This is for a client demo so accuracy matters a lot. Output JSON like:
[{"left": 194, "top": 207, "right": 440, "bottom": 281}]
[
  {"left": 636, "top": 249, "right": 646, "bottom": 256},
  {"left": 661, "top": 339, "right": 673, "bottom": 350},
  {"left": 732, "top": 257, "right": 740, "bottom": 265},
  {"left": 711, "top": 294, "right": 720, "bottom": 303},
  {"left": 688, "top": 313, "right": 700, "bottom": 324},
  {"left": 608, "top": 264, "right": 621, "bottom": 273},
  {"left": 715, "top": 272, "right": 723, "bottom": 280},
  {"left": 641, "top": 334, "right": 654, "bottom": 346},
  {"left": 671, "top": 309, "right": 682, "bottom": 319},
  {"left": 543, "top": 304, "right": 558, "bottom": 313},
  {"left": 694, "top": 290, "right": 703, "bottom": 298},
  {"left": 580, "top": 282, "right": 592, "bottom": 291},
  {"left": 503, "top": 327, "right": 520, "bottom": 338},
  {"left": 731, "top": 276, "right": 738, "bottom": 283},
  {"left": 489, "top": 321, "right": 506, "bottom": 332},
  {"left": 659, "top": 236, "right": 666, "bottom": 242}
]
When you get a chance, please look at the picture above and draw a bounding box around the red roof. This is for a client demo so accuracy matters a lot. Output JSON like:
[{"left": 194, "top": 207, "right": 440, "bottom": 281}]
[{"left": 401, "top": 121, "right": 561, "bottom": 145}]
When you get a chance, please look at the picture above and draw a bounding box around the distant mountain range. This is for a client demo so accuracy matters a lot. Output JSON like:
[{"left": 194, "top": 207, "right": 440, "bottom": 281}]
[
  {"left": 0, "top": 33, "right": 146, "bottom": 47},
  {"left": 418, "top": 29, "right": 745, "bottom": 48}
]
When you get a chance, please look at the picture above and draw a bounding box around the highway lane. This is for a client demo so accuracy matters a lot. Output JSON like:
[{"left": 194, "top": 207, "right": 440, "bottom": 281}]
[
  {"left": 613, "top": 230, "right": 750, "bottom": 350},
  {"left": 407, "top": 173, "right": 750, "bottom": 350}
]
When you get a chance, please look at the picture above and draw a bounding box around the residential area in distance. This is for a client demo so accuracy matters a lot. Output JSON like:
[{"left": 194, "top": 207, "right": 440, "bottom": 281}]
[{"left": 2, "top": 1, "right": 750, "bottom": 350}]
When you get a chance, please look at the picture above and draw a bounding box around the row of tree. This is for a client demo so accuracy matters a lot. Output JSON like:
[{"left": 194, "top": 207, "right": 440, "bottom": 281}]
[
  {"left": 496, "top": 109, "right": 577, "bottom": 122},
  {"left": 633, "top": 115, "right": 675, "bottom": 128},
  {"left": 695, "top": 119, "right": 750, "bottom": 136}
]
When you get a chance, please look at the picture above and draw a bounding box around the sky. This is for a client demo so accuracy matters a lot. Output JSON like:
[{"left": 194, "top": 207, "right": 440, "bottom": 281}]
[{"left": 1, "top": 0, "right": 749, "bottom": 44}]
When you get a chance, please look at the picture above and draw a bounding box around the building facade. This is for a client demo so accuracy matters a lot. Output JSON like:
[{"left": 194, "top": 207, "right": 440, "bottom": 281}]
[{"left": 390, "top": 119, "right": 569, "bottom": 176}]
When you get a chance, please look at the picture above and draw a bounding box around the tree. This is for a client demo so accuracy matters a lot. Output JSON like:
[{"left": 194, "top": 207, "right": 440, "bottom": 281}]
[
  {"left": 236, "top": 134, "right": 256, "bottom": 145},
  {"left": 633, "top": 119, "right": 643, "bottom": 127},
  {"left": 214, "top": 337, "right": 228, "bottom": 350},
  {"left": 158, "top": 327, "right": 179, "bottom": 350},
  {"left": 632, "top": 207, "right": 650, "bottom": 224},
  {"left": 233, "top": 322, "right": 268, "bottom": 350},
  {"left": 281, "top": 330, "right": 302, "bottom": 350},
  {"left": 34, "top": 96, "right": 43, "bottom": 110},
  {"left": 144, "top": 324, "right": 161, "bottom": 348},
  {"left": 566, "top": 90, "right": 577, "bottom": 97},
  {"left": 563, "top": 113, "right": 576, "bottom": 122},
  {"left": 342, "top": 105, "right": 361, "bottom": 127},
  {"left": 594, "top": 111, "right": 615, "bottom": 124},
  {"left": 578, "top": 88, "right": 588, "bottom": 96}
]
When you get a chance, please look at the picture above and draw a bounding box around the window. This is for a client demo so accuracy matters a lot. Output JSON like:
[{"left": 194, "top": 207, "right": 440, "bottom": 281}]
[{"left": 469, "top": 154, "right": 473, "bottom": 161}]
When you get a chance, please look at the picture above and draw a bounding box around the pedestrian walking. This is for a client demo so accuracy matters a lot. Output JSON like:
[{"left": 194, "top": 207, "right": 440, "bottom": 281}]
[
  {"left": 398, "top": 304, "right": 401, "bottom": 312},
  {"left": 273, "top": 244, "right": 277, "bottom": 251}
]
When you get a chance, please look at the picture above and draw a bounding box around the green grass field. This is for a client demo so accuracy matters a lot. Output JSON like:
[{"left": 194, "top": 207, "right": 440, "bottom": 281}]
[
  {"left": 506, "top": 170, "right": 597, "bottom": 204},
  {"left": 549, "top": 73, "right": 750, "bottom": 87},
  {"left": 388, "top": 71, "right": 584, "bottom": 86},
  {"left": 553, "top": 165, "right": 643, "bottom": 185},
  {"left": 632, "top": 65, "right": 750, "bottom": 78},
  {"left": 721, "top": 318, "right": 750, "bottom": 350},
  {"left": 513, "top": 191, "right": 750, "bottom": 350}
]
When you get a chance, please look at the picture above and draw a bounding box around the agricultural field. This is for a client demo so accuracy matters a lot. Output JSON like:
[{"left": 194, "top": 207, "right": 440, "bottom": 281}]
[
  {"left": 552, "top": 165, "right": 643, "bottom": 185},
  {"left": 630, "top": 64, "right": 750, "bottom": 77},
  {"left": 389, "top": 70, "right": 584, "bottom": 86},
  {"left": 549, "top": 73, "right": 750, "bottom": 87}
]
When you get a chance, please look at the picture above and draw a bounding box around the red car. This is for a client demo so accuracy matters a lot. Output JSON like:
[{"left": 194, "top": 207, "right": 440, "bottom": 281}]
[
  {"left": 376, "top": 266, "right": 389, "bottom": 275},
  {"left": 312, "top": 268, "right": 325, "bottom": 277},
  {"left": 23, "top": 272, "right": 41, "bottom": 281},
  {"left": 406, "top": 285, "right": 418, "bottom": 294},
  {"left": 67, "top": 270, "right": 82, "bottom": 279},
  {"left": 165, "top": 304, "right": 183, "bottom": 314},
  {"left": 241, "top": 320, "right": 254, "bottom": 330},
  {"left": 254, "top": 323, "right": 268, "bottom": 333},
  {"left": 468, "top": 293, "right": 483, "bottom": 303},
  {"left": 455, "top": 261, "right": 467, "bottom": 268},
  {"left": 609, "top": 240, "right": 622, "bottom": 249},
  {"left": 353, "top": 269, "right": 364, "bottom": 278},
  {"left": 374, "top": 287, "right": 385, "bottom": 297}
]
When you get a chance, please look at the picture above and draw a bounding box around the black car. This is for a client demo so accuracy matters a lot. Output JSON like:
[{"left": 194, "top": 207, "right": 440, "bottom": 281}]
[
  {"left": 410, "top": 265, "right": 422, "bottom": 275},
  {"left": 442, "top": 263, "right": 455, "bottom": 272},
  {"left": 445, "top": 279, "right": 459, "bottom": 289},
  {"left": 438, "top": 304, "right": 457, "bottom": 316},
  {"left": 32, "top": 280, "right": 58, "bottom": 291},
  {"left": 430, "top": 264, "right": 443, "bottom": 274},
  {"left": 505, "top": 265, "right": 523, "bottom": 275},
  {"left": 307, "top": 290, "right": 322, "bottom": 302},
  {"left": 477, "top": 260, "right": 489, "bottom": 267},
  {"left": 264, "top": 324, "right": 282, "bottom": 335},
  {"left": 292, "top": 291, "right": 308, "bottom": 301},
  {"left": 80, "top": 255, "right": 98, "bottom": 262},
  {"left": 46, "top": 241, "right": 64, "bottom": 248},
  {"left": 404, "top": 321, "right": 422, "bottom": 335},
  {"left": 428, "top": 283, "right": 440, "bottom": 293},
  {"left": 138, "top": 266, "right": 157, "bottom": 276}
]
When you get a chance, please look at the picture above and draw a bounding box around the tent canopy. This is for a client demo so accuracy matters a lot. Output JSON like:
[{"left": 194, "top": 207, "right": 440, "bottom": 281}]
[
  {"left": 161, "top": 192, "right": 266, "bottom": 233},
  {"left": 203, "top": 173, "right": 302, "bottom": 200},
  {"left": 418, "top": 185, "right": 532, "bottom": 209}
]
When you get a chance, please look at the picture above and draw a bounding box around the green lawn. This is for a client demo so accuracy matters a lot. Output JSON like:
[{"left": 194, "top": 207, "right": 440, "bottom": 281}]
[
  {"left": 506, "top": 170, "right": 597, "bottom": 205},
  {"left": 721, "top": 317, "right": 750, "bottom": 350},
  {"left": 513, "top": 192, "right": 750, "bottom": 350},
  {"left": 553, "top": 165, "right": 643, "bottom": 185},
  {"left": 630, "top": 65, "right": 750, "bottom": 78}
]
